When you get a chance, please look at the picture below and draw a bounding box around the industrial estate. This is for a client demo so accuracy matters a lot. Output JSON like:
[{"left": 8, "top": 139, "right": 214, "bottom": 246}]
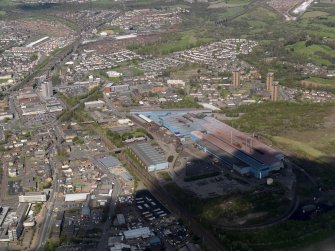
[{"left": 0, "top": 0, "right": 335, "bottom": 251}]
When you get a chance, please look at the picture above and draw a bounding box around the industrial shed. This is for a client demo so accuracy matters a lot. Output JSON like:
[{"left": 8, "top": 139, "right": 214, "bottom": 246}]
[
  {"left": 128, "top": 143, "right": 168, "bottom": 172},
  {"left": 64, "top": 193, "right": 89, "bottom": 202},
  {"left": 97, "top": 155, "right": 122, "bottom": 170},
  {"left": 123, "top": 227, "right": 151, "bottom": 239}
]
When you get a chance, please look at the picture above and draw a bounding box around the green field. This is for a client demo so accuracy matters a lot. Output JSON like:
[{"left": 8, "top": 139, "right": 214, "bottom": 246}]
[
  {"left": 304, "top": 77, "right": 335, "bottom": 86},
  {"left": 298, "top": 17, "right": 335, "bottom": 39},
  {"left": 129, "top": 30, "right": 213, "bottom": 55},
  {"left": 208, "top": 0, "right": 250, "bottom": 9},
  {"left": 160, "top": 96, "right": 202, "bottom": 109},
  {"left": 169, "top": 63, "right": 206, "bottom": 80},
  {"left": 287, "top": 42, "right": 335, "bottom": 66},
  {"left": 272, "top": 136, "right": 325, "bottom": 159},
  {"left": 215, "top": 5, "right": 246, "bottom": 19},
  {"left": 236, "top": 6, "right": 278, "bottom": 22},
  {"left": 301, "top": 11, "right": 330, "bottom": 19},
  {"left": 225, "top": 102, "right": 334, "bottom": 135},
  {"left": 99, "top": 26, "right": 124, "bottom": 34},
  {"left": 223, "top": 2, "right": 335, "bottom": 70},
  {"left": 224, "top": 101, "right": 335, "bottom": 159}
]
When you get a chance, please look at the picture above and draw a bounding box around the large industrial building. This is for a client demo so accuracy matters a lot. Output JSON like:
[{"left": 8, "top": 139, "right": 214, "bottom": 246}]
[
  {"left": 64, "top": 193, "right": 90, "bottom": 202},
  {"left": 133, "top": 110, "right": 284, "bottom": 179},
  {"left": 123, "top": 227, "right": 151, "bottom": 240},
  {"left": 132, "top": 109, "right": 212, "bottom": 141},
  {"left": 127, "top": 143, "right": 168, "bottom": 172}
]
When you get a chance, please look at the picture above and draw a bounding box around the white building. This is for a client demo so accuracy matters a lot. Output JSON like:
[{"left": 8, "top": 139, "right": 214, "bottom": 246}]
[
  {"left": 0, "top": 112, "right": 13, "bottom": 121},
  {"left": 8, "top": 168, "right": 17, "bottom": 178},
  {"left": 84, "top": 100, "right": 105, "bottom": 109},
  {"left": 123, "top": 227, "right": 151, "bottom": 239},
  {"left": 21, "top": 106, "right": 46, "bottom": 116},
  {"left": 19, "top": 192, "right": 47, "bottom": 203},
  {"left": 167, "top": 79, "right": 186, "bottom": 88},
  {"left": 107, "top": 71, "right": 123, "bottom": 78},
  {"left": 64, "top": 193, "right": 89, "bottom": 202},
  {"left": 117, "top": 118, "right": 134, "bottom": 126}
]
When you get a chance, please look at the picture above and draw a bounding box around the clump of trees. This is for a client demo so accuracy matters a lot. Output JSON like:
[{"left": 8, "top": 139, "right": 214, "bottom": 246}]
[{"left": 160, "top": 96, "right": 202, "bottom": 109}]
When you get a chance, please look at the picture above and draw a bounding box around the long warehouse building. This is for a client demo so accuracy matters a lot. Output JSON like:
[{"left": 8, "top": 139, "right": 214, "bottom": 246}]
[
  {"left": 191, "top": 117, "right": 285, "bottom": 179},
  {"left": 127, "top": 143, "right": 168, "bottom": 172}
]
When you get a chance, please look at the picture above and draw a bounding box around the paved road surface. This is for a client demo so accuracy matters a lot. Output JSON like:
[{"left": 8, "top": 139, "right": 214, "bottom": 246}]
[
  {"left": 0, "top": 160, "right": 8, "bottom": 202},
  {"left": 35, "top": 144, "right": 59, "bottom": 250}
]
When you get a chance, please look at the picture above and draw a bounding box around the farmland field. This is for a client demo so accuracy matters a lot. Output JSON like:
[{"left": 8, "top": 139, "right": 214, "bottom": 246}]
[{"left": 287, "top": 42, "right": 335, "bottom": 66}]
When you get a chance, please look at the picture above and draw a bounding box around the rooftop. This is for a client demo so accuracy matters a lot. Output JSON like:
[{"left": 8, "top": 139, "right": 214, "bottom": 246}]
[
  {"left": 0, "top": 207, "right": 9, "bottom": 226},
  {"left": 129, "top": 143, "right": 167, "bottom": 167},
  {"left": 97, "top": 155, "right": 121, "bottom": 169}
]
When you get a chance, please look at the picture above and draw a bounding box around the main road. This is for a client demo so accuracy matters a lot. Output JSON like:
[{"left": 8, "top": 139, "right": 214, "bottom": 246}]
[{"left": 35, "top": 144, "right": 60, "bottom": 251}]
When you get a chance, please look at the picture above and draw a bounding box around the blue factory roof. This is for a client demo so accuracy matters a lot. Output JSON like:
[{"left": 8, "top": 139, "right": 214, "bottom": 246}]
[
  {"left": 136, "top": 110, "right": 209, "bottom": 138},
  {"left": 196, "top": 134, "right": 267, "bottom": 171}
]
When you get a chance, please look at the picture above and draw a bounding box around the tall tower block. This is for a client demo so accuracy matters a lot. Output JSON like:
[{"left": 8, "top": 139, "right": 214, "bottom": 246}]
[
  {"left": 232, "top": 70, "right": 240, "bottom": 89},
  {"left": 271, "top": 81, "right": 279, "bottom": 101},
  {"left": 41, "top": 82, "right": 52, "bottom": 99},
  {"left": 47, "top": 81, "right": 53, "bottom": 97},
  {"left": 41, "top": 83, "right": 48, "bottom": 99},
  {"left": 266, "top": 72, "right": 274, "bottom": 91}
]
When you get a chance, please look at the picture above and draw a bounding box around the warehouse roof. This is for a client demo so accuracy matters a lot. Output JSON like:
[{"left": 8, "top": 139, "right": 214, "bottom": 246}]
[
  {"left": 97, "top": 155, "right": 121, "bottom": 169},
  {"left": 129, "top": 143, "right": 167, "bottom": 167},
  {"left": 65, "top": 193, "right": 89, "bottom": 202},
  {"left": 123, "top": 227, "right": 151, "bottom": 239},
  {"left": 192, "top": 131, "right": 267, "bottom": 170}
]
